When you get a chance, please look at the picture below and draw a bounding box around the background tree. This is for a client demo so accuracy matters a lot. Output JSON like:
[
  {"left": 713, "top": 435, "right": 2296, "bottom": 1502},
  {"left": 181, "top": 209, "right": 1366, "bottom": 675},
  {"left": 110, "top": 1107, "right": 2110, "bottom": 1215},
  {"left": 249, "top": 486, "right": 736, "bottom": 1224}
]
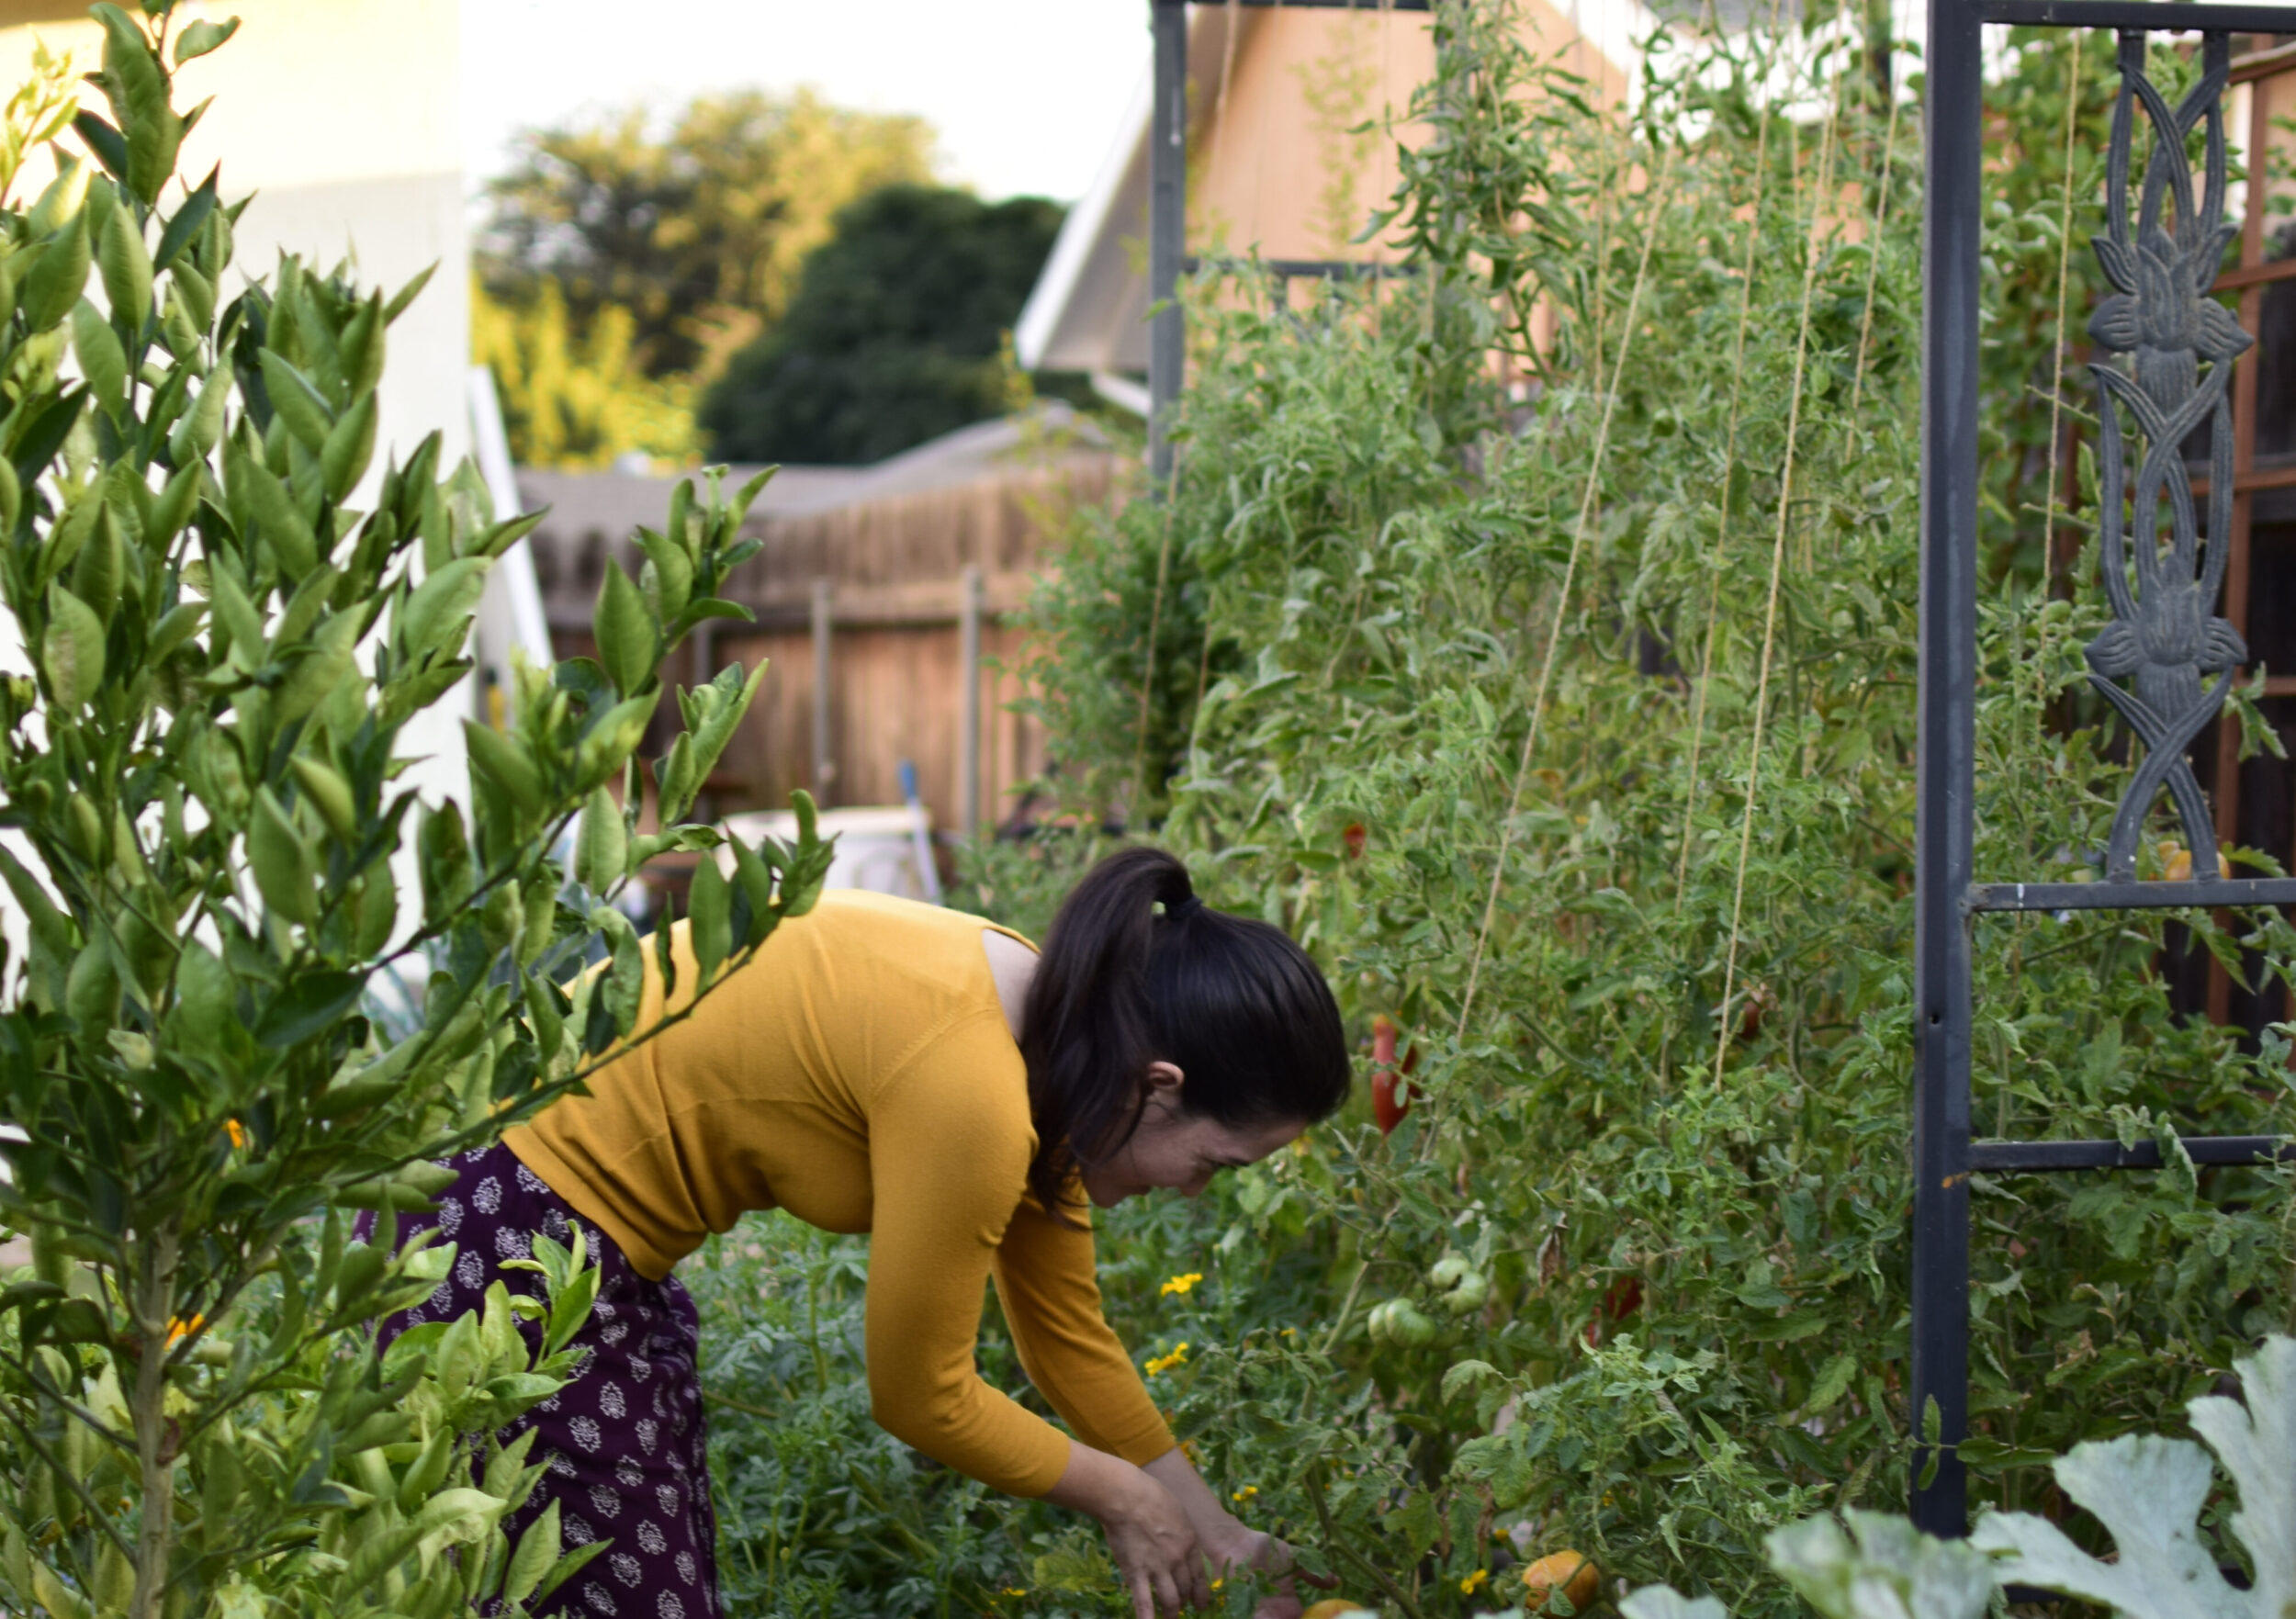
[
  {"left": 698, "top": 184, "right": 1064, "bottom": 466},
  {"left": 475, "top": 89, "right": 935, "bottom": 467}
]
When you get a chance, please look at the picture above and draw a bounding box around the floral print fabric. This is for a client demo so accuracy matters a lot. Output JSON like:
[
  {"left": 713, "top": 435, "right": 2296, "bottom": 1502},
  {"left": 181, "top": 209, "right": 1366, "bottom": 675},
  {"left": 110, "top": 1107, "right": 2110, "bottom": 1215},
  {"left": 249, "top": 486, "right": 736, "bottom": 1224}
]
[{"left": 360, "top": 1141, "right": 721, "bottom": 1618}]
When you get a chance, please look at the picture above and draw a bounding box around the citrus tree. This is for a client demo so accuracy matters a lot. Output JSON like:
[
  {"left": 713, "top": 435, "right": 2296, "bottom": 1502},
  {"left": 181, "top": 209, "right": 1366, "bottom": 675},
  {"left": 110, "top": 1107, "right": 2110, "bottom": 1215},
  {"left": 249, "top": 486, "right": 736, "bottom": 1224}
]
[{"left": 0, "top": 6, "right": 827, "bottom": 1615}]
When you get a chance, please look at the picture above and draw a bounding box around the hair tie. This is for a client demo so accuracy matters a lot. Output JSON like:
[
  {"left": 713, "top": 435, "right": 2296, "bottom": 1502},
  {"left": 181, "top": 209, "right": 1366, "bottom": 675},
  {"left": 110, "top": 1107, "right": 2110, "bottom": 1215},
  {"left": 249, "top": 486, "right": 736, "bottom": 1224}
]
[{"left": 1165, "top": 894, "right": 1204, "bottom": 920}]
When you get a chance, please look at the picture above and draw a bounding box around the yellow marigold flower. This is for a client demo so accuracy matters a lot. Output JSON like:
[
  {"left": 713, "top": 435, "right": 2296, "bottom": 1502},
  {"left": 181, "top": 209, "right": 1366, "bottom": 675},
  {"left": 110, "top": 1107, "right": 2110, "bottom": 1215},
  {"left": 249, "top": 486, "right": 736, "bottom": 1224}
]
[
  {"left": 1144, "top": 1343, "right": 1190, "bottom": 1376},
  {"left": 1460, "top": 1569, "right": 1490, "bottom": 1595},
  {"left": 1001, "top": 1589, "right": 1027, "bottom": 1598},
  {"left": 165, "top": 1313, "right": 203, "bottom": 1348},
  {"left": 1231, "top": 1484, "right": 1257, "bottom": 1502},
  {"left": 1160, "top": 1272, "right": 1204, "bottom": 1297},
  {"left": 223, "top": 1119, "right": 244, "bottom": 1150}
]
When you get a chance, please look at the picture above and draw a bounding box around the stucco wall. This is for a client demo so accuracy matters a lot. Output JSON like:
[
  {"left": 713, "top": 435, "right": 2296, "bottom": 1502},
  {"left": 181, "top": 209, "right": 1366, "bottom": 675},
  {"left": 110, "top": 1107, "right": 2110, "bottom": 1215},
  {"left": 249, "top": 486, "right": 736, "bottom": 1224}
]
[{"left": 0, "top": 0, "right": 468, "bottom": 467}]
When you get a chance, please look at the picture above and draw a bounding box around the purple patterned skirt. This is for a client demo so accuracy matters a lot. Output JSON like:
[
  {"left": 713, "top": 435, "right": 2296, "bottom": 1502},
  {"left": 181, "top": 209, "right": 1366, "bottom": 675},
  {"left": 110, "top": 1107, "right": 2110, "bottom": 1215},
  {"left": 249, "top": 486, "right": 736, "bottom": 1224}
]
[{"left": 360, "top": 1140, "right": 720, "bottom": 1619}]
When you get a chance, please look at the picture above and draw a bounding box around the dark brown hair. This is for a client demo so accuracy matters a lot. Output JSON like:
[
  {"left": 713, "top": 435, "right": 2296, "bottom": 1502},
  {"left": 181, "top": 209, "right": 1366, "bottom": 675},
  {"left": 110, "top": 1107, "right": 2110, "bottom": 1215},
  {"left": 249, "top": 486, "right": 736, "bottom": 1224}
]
[{"left": 1019, "top": 847, "right": 1349, "bottom": 1214}]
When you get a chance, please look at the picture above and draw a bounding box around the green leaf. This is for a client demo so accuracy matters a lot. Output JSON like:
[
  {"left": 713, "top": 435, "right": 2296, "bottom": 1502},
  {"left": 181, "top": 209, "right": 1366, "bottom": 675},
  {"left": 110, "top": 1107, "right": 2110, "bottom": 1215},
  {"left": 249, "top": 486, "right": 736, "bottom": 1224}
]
[
  {"left": 689, "top": 856, "right": 730, "bottom": 984},
  {"left": 173, "top": 16, "right": 239, "bottom": 62},
  {"left": 92, "top": 3, "right": 185, "bottom": 204},
  {"left": 69, "top": 503, "right": 124, "bottom": 626},
  {"left": 464, "top": 720, "right": 545, "bottom": 817},
  {"left": 71, "top": 298, "right": 126, "bottom": 408},
  {"left": 396, "top": 556, "right": 489, "bottom": 667},
  {"left": 167, "top": 364, "right": 228, "bottom": 463},
  {"left": 320, "top": 388, "right": 376, "bottom": 500},
  {"left": 258, "top": 350, "right": 332, "bottom": 451},
  {"left": 40, "top": 584, "right": 107, "bottom": 709},
  {"left": 64, "top": 939, "right": 119, "bottom": 1031},
  {"left": 171, "top": 938, "right": 231, "bottom": 1050},
  {"left": 21, "top": 201, "right": 90, "bottom": 331},
  {"left": 1619, "top": 1592, "right": 1728, "bottom": 1619},
  {"left": 597, "top": 908, "right": 644, "bottom": 1039},
  {"left": 71, "top": 111, "right": 128, "bottom": 183},
  {"left": 1766, "top": 1513, "right": 1997, "bottom": 1619},
  {"left": 575, "top": 786, "right": 626, "bottom": 894},
  {"left": 231, "top": 442, "right": 318, "bottom": 578},
  {"left": 248, "top": 786, "right": 316, "bottom": 925},
  {"left": 152, "top": 163, "right": 217, "bottom": 272},
  {"left": 504, "top": 1500, "right": 561, "bottom": 1604},
  {"left": 96, "top": 194, "right": 152, "bottom": 327},
  {"left": 253, "top": 970, "right": 365, "bottom": 1049},
  {"left": 287, "top": 755, "right": 357, "bottom": 842},
  {"left": 594, "top": 560, "right": 658, "bottom": 696},
  {"left": 383, "top": 260, "right": 435, "bottom": 323}
]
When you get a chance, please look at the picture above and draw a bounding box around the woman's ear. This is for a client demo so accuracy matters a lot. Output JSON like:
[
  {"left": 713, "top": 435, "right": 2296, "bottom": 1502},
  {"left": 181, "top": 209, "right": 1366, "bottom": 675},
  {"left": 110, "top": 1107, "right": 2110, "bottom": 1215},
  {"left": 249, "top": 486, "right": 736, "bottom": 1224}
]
[{"left": 1143, "top": 1060, "right": 1186, "bottom": 1104}]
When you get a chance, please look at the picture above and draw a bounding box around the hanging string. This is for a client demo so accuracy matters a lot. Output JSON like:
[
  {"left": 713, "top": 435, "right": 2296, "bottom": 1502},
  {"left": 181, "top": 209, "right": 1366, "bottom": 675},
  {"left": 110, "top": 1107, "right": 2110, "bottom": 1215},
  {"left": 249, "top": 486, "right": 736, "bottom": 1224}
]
[
  {"left": 1454, "top": 143, "right": 1680, "bottom": 1040},
  {"left": 1842, "top": 35, "right": 1907, "bottom": 449},
  {"left": 1672, "top": 18, "right": 1783, "bottom": 906},
  {"left": 1709, "top": 17, "right": 1849, "bottom": 1088},
  {"left": 2039, "top": 30, "right": 2085, "bottom": 602}
]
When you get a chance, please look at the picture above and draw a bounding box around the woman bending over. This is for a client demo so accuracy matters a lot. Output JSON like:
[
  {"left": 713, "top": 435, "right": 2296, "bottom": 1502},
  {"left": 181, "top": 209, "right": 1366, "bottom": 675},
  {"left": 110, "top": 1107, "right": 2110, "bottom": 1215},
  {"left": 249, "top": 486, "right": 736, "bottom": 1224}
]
[{"left": 378, "top": 846, "right": 1350, "bottom": 1619}]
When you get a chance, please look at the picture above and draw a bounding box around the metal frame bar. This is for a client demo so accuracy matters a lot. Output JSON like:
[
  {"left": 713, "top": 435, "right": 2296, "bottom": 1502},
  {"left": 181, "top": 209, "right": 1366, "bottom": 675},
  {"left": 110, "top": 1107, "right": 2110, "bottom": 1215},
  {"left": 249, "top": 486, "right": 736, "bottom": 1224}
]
[{"left": 1914, "top": 0, "right": 2296, "bottom": 1537}]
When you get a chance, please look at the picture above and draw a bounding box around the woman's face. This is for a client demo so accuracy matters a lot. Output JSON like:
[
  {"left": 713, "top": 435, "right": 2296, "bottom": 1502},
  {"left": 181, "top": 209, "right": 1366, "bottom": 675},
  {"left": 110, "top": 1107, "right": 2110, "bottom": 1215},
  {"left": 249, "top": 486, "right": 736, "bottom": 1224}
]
[{"left": 1078, "top": 1062, "right": 1307, "bottom": 1207}]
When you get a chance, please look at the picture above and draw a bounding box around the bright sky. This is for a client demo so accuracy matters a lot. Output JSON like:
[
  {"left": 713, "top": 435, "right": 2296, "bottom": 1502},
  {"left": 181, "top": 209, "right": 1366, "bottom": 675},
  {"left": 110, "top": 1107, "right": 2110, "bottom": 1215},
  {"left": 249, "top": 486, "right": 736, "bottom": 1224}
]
[{"left": 461, "top": 0, "right": 1148, "bottom": 204}]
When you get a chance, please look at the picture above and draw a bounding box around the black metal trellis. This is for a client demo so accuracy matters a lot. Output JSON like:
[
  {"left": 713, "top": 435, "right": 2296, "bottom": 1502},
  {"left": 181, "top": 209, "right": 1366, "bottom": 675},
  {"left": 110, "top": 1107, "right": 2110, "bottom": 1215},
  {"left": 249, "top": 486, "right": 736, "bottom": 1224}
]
[
  {"left": 1916, "top": 0, "right": 2296, "bottom": 1537},
  {"left": 1146, "top": 0, "right": 1434, "bottom": 481}
]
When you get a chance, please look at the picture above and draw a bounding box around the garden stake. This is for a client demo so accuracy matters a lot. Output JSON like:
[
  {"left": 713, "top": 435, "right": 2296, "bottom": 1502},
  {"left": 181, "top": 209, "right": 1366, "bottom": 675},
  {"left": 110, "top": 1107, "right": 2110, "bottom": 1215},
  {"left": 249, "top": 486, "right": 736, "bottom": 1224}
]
[
  {"left": 1672, "top": 20, "right": 1783, "bottom": 908},
  {"left": 1711, "top": 20, "right": 1846, "bottom": 1088},
  {"left": 1456, "top": 146, "right": 1678, "bottom": 1040}
]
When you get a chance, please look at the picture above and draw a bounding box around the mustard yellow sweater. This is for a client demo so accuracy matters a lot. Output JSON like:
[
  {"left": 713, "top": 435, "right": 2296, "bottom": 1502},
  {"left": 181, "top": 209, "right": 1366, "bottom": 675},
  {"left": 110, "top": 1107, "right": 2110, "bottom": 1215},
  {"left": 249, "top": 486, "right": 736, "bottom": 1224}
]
[{"left": 503, "top": 889, "right": 1175, "bottom": 1497}]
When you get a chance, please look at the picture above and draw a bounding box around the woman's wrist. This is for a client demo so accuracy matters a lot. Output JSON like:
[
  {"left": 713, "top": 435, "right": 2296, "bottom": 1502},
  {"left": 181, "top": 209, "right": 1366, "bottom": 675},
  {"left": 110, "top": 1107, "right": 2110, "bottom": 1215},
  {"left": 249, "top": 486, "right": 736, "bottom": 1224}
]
[
  {"left": 1140, "top": 1447, "right": 1246, "bottom": 1549},
  {"left": 1042, "top": 1441, "right": 1155, "bottom": 1524}
]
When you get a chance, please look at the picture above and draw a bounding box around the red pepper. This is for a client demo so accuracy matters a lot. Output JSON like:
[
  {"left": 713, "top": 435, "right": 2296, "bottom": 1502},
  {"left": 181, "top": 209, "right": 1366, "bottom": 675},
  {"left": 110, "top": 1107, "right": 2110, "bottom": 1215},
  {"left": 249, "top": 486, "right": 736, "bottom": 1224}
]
[{"left": 1370, "top": 1015, "right": 1420, "bottom": 1134}]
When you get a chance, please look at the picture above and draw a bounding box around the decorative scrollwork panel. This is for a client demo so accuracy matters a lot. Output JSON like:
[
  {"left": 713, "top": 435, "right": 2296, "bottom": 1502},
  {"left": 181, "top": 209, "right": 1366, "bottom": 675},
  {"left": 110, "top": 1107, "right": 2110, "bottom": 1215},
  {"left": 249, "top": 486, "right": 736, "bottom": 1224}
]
[{"left": 2083, "top": 30, "right": 2251, "bottom": 881}]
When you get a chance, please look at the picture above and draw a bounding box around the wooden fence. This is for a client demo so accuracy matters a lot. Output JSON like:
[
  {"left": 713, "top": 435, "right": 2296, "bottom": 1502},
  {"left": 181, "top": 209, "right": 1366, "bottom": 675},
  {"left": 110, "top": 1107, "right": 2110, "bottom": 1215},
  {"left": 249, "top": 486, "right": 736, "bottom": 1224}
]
[{"left": 520, "top": 414, "right": 1117, "bottom": 840}]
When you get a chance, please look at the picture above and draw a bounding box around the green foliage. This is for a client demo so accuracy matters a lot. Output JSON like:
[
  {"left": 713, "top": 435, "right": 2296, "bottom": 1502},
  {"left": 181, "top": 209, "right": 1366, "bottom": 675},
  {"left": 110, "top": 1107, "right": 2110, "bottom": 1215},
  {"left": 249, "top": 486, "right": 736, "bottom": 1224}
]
[
  {"left": 698, "top": 185, "right": 1064, "bottom": 466},
  {"left": 0, "top": 10, "right": 833, "bottom": 1616},
  {"left": 470, "top": 275, "right": 699, "bottom": 470},
  {"left": 952, "top": 4, "right": 2294, "bottom": 1615},
  {"left": 1622, "top": 1331, "right": 2296, "bottom": 1618},
  {"left": 1973, "top": 1332, "right": 2296, "bottom": 1619}
]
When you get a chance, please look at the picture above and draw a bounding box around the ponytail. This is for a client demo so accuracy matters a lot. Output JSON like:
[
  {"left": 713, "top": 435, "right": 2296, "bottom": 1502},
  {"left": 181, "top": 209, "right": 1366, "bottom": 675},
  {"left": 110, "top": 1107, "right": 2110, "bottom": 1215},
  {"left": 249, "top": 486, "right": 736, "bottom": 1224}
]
[{"left": 1019, "top": 847, "right": 1349, "bottom": 1216}]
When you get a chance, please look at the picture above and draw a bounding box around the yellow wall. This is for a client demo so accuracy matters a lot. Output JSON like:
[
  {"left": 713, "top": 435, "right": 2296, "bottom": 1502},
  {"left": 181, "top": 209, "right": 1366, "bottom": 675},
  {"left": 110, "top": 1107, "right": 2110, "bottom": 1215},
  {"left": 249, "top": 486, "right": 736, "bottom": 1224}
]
[{"left": 0, "top": 0, "right": 467, "bottom": 467}]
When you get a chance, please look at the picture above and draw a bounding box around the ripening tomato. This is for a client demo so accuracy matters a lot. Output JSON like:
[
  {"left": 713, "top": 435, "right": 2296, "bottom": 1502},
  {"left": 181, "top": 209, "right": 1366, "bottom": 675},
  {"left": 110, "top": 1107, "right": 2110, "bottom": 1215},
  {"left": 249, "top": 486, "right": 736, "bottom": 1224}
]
[
  {"left": 1521, "top": 1550, "right": 1601, "bottom": 1614},
  {"left": 1342, "top": 822, "right": 1367, "bottom": 860},
  {"left": 1370, "top": 1015, "right": 1419, "bottom": 1134},
  {"left": 1301, "top": 1602, "right": 1378, "bottom": 1619}
]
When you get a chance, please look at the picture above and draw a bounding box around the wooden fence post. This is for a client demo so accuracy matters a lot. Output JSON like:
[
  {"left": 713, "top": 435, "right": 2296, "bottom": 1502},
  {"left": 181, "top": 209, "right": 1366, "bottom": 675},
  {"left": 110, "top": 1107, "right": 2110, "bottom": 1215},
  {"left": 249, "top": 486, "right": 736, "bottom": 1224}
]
[
  {"left": 812, "top": 578, "right": 834, "bottom": 800},
  {"left": 960, "top": 565, "right": 983, "bottom": 842}
]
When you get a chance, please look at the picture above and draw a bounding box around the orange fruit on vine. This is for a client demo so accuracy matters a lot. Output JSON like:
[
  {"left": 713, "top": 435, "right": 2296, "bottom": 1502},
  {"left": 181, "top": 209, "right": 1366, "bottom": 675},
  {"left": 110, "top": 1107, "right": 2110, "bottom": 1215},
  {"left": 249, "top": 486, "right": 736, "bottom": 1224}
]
[
  {"left": 1301, "top": 1602, "right": 1378, "bottom": 1619},
  {"left": 1521, "top": 1549, "right": 1601, "bottom": 1613}
]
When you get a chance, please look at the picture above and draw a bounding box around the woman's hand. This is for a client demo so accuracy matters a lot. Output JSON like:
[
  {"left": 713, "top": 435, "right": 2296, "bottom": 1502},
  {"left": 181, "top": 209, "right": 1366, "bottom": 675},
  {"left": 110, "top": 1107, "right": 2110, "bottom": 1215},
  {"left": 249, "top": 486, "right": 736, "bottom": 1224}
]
[
  {"left": 1044, "top": 1444, "right": 1212, "bottom": 1617},
  {"left": 1141, "top": 1448, "right": 1337, "bottom": 1615}
]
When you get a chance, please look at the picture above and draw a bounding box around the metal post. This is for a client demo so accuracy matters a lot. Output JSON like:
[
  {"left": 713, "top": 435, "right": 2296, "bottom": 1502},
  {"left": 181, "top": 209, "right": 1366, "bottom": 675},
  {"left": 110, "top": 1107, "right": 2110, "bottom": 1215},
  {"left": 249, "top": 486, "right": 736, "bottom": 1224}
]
[
  {"left": 1909, "top": 0, "right": 1981, "bottom": 1539},
  {"left": 960, "top": 564, "right": 984, "bottom": 842},
  {"left": 811, "top": 579, "right": 834, "bottom": 802},
  {"left": 1148, "top": 0, "right": 1187, "bottom": 486}
]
